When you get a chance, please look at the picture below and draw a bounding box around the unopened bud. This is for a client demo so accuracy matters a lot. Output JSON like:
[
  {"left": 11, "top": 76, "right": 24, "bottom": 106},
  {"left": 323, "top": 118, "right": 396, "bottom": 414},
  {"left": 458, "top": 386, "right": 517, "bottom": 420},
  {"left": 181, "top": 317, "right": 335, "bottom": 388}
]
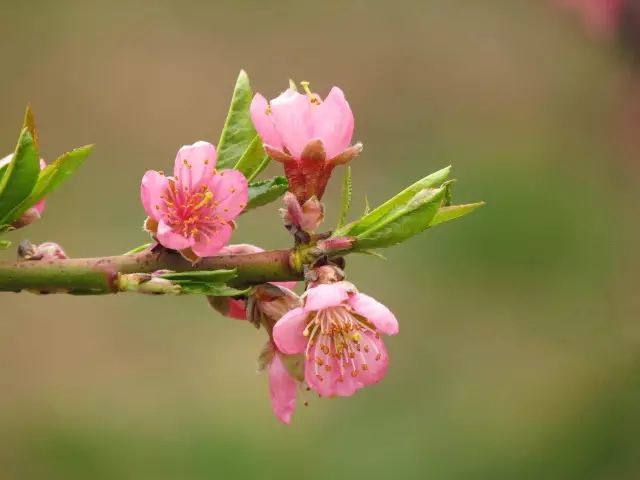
[
  {"left": 17, "top": 240, "right": 67, "bottom": 261},
  {"left": 11, "top": 207, "right": 41, "bottom": 229},
  {"left": 305, "top": 264, "right": 346, "bottom": 285},
  {"left": 317, "top": 236, "right": 354, "bottom": 254},
  {"left": 117, "top": 273, "right": 181, "bottom": 295},
  {"left": 281, "top": 193, "right": 325, "bottom": 234}
]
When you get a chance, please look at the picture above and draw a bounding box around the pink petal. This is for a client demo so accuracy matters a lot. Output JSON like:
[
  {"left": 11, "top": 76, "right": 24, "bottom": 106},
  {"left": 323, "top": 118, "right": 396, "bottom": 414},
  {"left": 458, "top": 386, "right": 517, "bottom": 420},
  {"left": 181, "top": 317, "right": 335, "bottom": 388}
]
[
  {"left": 269, "top": 354, "right": 297, "bottom": 424},
  {"left": 304, "top": 354, "right": 341, "bottom": 397},
  {"left": 349, "top": 293, "right": 399, "bottom": 335},
  {"left": 140, "top": 170, "right": 169, "bottom": 220},
  {"left": 270, "top": 89, "right": 313, "bottom": 159},
  {"left": 311, "top": 87, "right": 354, "bottom": 160},
  {"left": 173, "top": 141, "right": 217, "bottom": 190},
  {"left": 208, "top": 169, "right": 248, "bottom": 221},
  {"left": 304, "top": 282, "right": 351, "bottom": 311},
  {"left": 273, "top": 307, "right": 308, "bottom": 355},
  {"left": 334, "top": 371, "right": 364, "bottom": 397},
  {"left": 227, "top": 299, "right": 247, "bottom": 320},
  {"left": 32, "top": 199, "right": 45, "bottom": 215},
  {"left": 357, "top": 332, "right": 390, "bottom": 385},
  {"left": 250, "top": 94, "right": 283, "bottom": 150},
  {"left": 219, "top": 244, "right": 263, "bottom": 255},
  {"left": 190, "top": 222, "right": 233, "bottom": 257},
  {"left": 156, "top": 220, "right": 192, "bottom": 250}
]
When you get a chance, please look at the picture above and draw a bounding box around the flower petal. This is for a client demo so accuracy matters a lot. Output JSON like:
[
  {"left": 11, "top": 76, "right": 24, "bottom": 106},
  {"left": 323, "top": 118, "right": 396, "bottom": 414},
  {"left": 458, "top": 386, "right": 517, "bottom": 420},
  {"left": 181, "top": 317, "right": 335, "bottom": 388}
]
[
  {"left": 270, "top": 89, "right": 313, "bottom": 159},
  {"left": 304, "top": 354, "right": 340, "bottom": 397},
  {"left": 357, "top": 332, "right": 390, "bottom": 385},
  {"left": 190, "top": 222, "right": 233, "bottom": 257},
  {"left": 173, "top": 141, "right": 217, "bottom": 190},
  {"left": 349, "top": 293, "right": 399, "bottom": 335},
  {"left": 227, "top": 298, "right": 247, "bottom": 320},
  {"left": 311, "top": 87, "right": 354, "bottom": 160},
  {"left": 269, "top": 354, "right": 298, "bottom": 424},
  {"left": 304, "top": 281, "right": 352, "bottom": 311},
  {"left": 156, "top": 220, "right": 192, "bottom": 250},
  {"left": 273, "top": 307, "right": 308, "bottom": 354},
  {"left": 140, "top": 170, "right": 168, "bottom": 220},
  {"left": 209, "top": 169, "right": 248, "bottom": 220},
  {"left": 250, "top": 94, "right": 283, "bottom": 150}
]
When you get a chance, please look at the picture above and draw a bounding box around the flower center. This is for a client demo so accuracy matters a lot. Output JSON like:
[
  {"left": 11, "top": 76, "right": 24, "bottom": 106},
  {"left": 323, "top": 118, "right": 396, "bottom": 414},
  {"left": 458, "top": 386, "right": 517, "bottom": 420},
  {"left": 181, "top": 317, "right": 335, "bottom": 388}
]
[
  {"left": 303, "top": 306, "right": 381, "bottom": 383},
  {"left": 159, "top": 177, "right": 224, "bottom": 240}
]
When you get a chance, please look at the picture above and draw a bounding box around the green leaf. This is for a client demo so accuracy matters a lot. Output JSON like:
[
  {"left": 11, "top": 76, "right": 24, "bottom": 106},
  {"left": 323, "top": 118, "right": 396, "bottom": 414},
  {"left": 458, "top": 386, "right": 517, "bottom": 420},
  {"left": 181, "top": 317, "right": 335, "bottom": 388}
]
[
  {"left": 123, "top": 242, "right": 152, "bottom": 255},
  {"left": 5, "top": 145, "right": 93, "bottom": 223},
  {"left": 336, "top": 166, "right": 451, "bottom": 237},
  {"left": 160, "top": 269, "right": 238, "bottom": 284},
  {"left": 0, "top": 129, "right": 40, "bottom": 224},
  {"left": 0, "top": 239, "right": 11, "bottom": 250},
  {"left": 217, "top": 70, "right": 257, "bottom": 169},
  {"left": 354, "top": 186, "right": 447, "bottom": 250},
  {"left": 23, "top": 104, "right": 39, "bottom": 150},
  {"left": 245, "top": 176, "right": 288, "bottom": 211},
  {"left": 430, "top": 202, "right": 484, "bottom": 227},
  {"left": 336, "top": 166, "right": 352, "bottom": 229},
  {"left": 179, "top": 282, "right": 249, "bottom": 296},
  {"left": 233, "top": 135, "right": 269, "bottom": 181}
]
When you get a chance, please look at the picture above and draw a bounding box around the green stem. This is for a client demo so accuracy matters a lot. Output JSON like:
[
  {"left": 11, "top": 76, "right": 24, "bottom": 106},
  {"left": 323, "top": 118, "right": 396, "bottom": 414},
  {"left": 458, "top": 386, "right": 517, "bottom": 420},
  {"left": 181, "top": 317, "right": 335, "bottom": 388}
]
[{"left": 0, "top": 247, "right": 302, "bottom": 295}]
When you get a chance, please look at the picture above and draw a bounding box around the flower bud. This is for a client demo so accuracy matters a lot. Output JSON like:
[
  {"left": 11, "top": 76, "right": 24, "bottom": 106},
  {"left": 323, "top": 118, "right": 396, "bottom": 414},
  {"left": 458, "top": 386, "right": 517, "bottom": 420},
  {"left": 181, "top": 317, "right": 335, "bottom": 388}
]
[
  {"left": 281, "top": 192, "right": 325, "bottom": 235},
  {"left": 17, "top": 240, "right": 67, "bottom": 261}
]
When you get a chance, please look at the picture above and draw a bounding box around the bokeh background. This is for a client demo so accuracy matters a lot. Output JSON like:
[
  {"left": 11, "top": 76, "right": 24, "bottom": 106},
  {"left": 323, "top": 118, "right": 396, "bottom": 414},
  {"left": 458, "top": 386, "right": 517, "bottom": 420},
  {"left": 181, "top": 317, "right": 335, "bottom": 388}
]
[{"left": 1, "top": 0, "right": 640, "bottom": 478}]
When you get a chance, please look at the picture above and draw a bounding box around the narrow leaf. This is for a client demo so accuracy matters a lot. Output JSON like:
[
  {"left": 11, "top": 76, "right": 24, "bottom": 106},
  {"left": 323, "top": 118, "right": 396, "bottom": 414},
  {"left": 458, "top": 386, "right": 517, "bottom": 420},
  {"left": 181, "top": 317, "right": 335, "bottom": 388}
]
[
  {"left": 23, "top": 104, "right": 39, "bottom": 150},
  {"left": 178, "top": 281, "right": 249, "bottom": 296},
  {"left": 233, "top": 135, "right": 269, "bottom": 181},
  {"left": 336, "top": 166, "right": 352, "bottom": 229},
  {"left": 5, "top": 145, "right": 93, "bottom": 222},
  {"left": 217, "top": 70, "right": 257, "bottom": 169},
  {"left": 430, "top": 202, "right": 484, "bottom": 227},
  {"left": 123, "top": 243, "right": 152, "bottom": 255},
  {"left": 160, "top": 269, "right": 238, "bottom": 284},
  {"left": 0, "top": 129, "right": 40, "bottom": 223},
  {"left": 245, "top": 176, "right": 288, "bottom": 211},
  {"left": 337, "top": 166, "right": 451, "bottom": 236},
  {"left": 354, "top": 186, "right": 447, "bottom": 250}
]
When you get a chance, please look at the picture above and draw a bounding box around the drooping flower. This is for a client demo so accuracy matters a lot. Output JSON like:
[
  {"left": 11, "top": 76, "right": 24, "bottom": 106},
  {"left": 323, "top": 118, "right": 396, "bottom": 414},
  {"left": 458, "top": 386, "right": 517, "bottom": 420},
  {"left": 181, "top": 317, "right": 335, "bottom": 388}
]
[
  {"left": 140, "top": 141, "right": 248, "bottom": 259},
  {"left": 258, "top": 341, "right": 303, "bottom": 424},
  {"left": 273, "top": 280, "right": 398, "bottom": 397},
  {"left": 250, "top": 83, "right": 362, "bottom": 203},
  {"left": 0, "top": 154, "right": 47, "bottom": 227}
]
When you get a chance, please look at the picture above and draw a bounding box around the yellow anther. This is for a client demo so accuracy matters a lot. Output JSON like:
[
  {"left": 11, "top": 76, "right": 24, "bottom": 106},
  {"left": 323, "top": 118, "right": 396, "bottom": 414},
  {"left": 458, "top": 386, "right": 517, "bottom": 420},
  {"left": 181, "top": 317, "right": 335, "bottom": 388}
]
[
  {"left": 193, "top": 190, "right": 214, "bottom": 210},
  {"left": 300, "top": 81, "right": 321, "bottom": 105}
]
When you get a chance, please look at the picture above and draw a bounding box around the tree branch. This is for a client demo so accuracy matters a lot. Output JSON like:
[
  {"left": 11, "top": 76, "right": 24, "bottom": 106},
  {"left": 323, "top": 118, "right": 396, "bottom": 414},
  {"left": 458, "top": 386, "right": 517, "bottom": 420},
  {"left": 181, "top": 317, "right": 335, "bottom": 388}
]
[{"left": 0, "top": 247, "right": 302, "bottom": 295}]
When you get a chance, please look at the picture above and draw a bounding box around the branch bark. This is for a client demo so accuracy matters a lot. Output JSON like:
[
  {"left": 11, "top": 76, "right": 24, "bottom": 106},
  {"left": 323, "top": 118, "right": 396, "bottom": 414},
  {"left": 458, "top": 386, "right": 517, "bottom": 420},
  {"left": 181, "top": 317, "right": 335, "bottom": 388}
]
[{"left": 0, "top": 247, "right": 302, "bottom": 295}]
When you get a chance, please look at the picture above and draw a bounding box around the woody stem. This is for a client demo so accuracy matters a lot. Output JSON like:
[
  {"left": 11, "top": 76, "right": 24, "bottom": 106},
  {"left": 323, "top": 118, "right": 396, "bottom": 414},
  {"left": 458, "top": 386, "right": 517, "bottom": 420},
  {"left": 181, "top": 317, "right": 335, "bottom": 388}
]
[{"left": 0, "top": 247, "right": 303, "bottom": 295}]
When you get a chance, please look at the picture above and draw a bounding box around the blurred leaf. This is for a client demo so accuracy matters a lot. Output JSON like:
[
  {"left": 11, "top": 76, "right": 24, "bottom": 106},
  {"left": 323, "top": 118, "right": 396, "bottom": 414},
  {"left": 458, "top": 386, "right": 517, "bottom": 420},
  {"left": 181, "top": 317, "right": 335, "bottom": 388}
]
[
  {"left": 337, "top": 166, "right": 352, "bottom": 229},
  {"left": 233, "top": 136, "right": 269, "bottom": 181},
  {"left": 217, "top": 70, "right": 257, "bottom": 169},
  {"left": 245, "top": 176, "right": 288, "bottom": 211},
  {"left": 354, "top": 186, "right": 446, "bottom": 250},
  {"left": 0, "top": 129, "right": 40, "bottom": 224},
  {"left": 160, "top": 269, "right": 238, "bottom": 284},
  {"left": 431, "top": 202, "right": 484, "bottom": 227},
  {"left": 337, "top": 166, "right": 450, "bottom": 237},
  {"left": 5, "top": 145, "right": 93, "bottom": 223},
  {"left": 0, "top": 239, "right": 11, "bottom": 249}
]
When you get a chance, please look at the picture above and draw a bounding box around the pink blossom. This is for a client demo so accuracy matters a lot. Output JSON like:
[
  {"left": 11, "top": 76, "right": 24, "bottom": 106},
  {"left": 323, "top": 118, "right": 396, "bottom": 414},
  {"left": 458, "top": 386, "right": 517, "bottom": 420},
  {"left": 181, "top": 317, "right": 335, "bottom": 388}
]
[
  {"left": 273, "top": 281, "right": 398, "bottom": 397},
  {"left": 558, "top": 0, "right": 622, "bottom": 34},
  {"left": 140, "top": 141, "right": 248, "bottom": 258},
  {"left": 250, "top": 85, "right": 362, "bottom": 202}
]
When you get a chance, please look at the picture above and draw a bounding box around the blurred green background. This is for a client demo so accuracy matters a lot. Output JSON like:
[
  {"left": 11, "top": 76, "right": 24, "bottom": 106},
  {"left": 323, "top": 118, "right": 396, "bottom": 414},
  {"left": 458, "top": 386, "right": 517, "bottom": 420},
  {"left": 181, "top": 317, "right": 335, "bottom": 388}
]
[{"left": 1, "top": 0, "right": 640, "bottom": 478}]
